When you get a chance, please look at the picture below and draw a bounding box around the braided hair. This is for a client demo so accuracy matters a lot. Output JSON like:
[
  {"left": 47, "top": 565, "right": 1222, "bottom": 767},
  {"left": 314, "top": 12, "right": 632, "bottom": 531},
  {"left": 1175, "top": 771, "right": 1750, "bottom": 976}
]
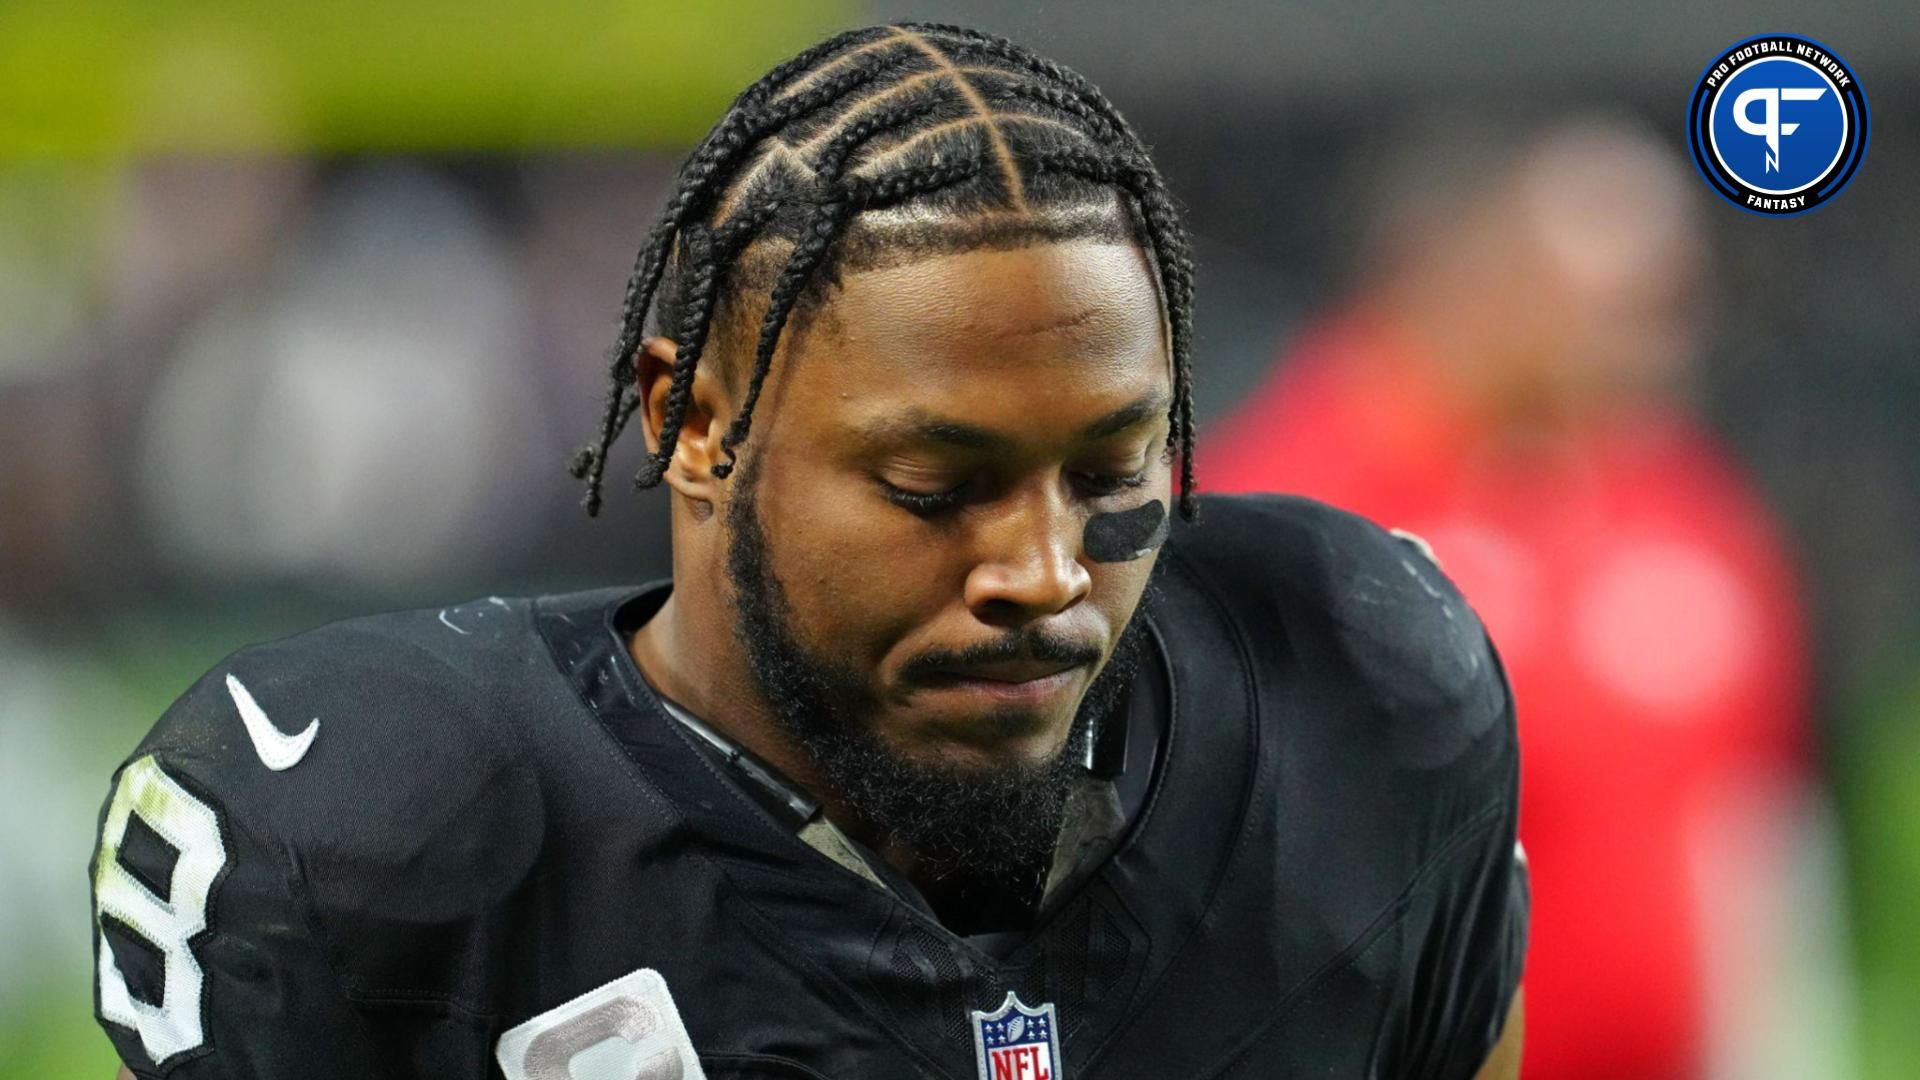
[{"left": 568, "top": 22, "right": 1198, "bottom": 519}]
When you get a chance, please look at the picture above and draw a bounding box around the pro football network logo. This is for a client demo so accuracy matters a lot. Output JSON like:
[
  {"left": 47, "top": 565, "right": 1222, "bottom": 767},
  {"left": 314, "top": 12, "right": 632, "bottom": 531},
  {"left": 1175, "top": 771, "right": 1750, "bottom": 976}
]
[
  {"left": 971, "top": 993, "right": 1062, "bottom": 1080},
  {"left": 1687, "top": 34, "right": 1869, "bottom": 215}
]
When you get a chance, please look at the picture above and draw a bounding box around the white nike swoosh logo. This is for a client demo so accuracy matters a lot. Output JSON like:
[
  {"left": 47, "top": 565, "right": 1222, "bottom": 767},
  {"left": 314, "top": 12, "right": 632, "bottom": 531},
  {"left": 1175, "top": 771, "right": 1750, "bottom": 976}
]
[{"left": 226, "top": 674, "right": 319, "bottom": 771}]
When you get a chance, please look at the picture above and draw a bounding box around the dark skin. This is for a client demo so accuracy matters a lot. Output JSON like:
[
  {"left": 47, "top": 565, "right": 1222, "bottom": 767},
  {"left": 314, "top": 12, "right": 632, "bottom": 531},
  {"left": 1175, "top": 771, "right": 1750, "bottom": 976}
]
[
  {"left": 115, "top": 238, "right": 1521, "bottom": 1080},
  {"left": 628, "top": 238, "right": 1172, "bottom": 881}
]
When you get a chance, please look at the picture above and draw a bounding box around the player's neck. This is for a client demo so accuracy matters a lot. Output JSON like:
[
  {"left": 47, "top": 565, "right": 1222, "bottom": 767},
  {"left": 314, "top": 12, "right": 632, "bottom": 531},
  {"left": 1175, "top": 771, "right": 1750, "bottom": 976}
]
[
  {"left": 628, "top": 594, "right": 1018, "bottom": 907},
  {"left": 631, "top": 593, "right": 814, "bottom": 779},
  {"left": 627, "top": 594, "right": 876, "bottom": 838}
]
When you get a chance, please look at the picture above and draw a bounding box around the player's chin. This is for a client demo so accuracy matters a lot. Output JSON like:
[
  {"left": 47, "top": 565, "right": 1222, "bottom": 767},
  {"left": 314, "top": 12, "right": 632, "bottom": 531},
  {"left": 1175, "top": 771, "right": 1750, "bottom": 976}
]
[{"left": 891, "top": 674, "right": 1089, "bottom": 763}]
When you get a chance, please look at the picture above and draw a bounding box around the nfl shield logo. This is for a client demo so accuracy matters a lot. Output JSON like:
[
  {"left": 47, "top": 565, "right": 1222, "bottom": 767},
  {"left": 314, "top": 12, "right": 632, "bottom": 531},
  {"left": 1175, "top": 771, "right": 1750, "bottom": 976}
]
[{"left": 970, "top": 992, "right": 1063, "bottom": 1080}]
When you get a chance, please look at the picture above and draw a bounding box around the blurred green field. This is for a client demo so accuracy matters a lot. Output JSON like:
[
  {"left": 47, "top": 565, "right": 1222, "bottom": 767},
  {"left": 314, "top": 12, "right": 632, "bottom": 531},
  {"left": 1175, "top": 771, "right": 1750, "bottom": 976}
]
[
  {"left": 1, "top": 600, "right": 371, "bottom": 1072},
  {"left": 1835, "top": 654, "right": 1920, "bottom": 1080},
  {"left": 1, "top": 0, "right": 853, "bottom": 156}
]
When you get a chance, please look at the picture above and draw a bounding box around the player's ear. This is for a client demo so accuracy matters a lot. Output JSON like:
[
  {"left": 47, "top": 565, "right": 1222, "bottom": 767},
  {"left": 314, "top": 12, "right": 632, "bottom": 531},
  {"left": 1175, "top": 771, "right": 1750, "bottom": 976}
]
[{"left": 634, "top": 336, "right": 732, "bottom": 509}]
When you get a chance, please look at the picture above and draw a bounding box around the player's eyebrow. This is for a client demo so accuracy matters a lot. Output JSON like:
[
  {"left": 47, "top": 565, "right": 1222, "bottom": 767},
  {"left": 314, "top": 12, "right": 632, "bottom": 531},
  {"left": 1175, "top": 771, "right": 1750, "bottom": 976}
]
[
  {"left": 859, "top": 391, "right": 1172, "bottom": 450},
  {"left": 1079, "top": 391, "right": 1172, "bottom": 439}
]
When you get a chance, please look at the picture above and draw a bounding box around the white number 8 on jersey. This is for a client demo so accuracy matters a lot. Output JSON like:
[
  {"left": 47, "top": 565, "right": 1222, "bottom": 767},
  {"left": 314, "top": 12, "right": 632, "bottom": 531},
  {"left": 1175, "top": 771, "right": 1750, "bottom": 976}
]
[{"left": 94, "top": 756, "right": 229, "bottom": 1066}]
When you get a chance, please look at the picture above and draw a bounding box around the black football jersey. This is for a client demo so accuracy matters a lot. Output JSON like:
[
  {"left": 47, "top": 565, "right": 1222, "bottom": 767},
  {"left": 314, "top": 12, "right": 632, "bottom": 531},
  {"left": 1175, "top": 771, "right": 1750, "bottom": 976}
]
[{"left": 91, "top": 494, "right": 1527, "bottom": 1079}]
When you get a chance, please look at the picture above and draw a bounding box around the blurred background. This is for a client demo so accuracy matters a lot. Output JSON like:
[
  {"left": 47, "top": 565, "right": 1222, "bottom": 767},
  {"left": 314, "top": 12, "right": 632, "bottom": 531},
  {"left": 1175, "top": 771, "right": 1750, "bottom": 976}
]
[{"left": 1, "top": 2, "right": 1913, "bottom": 1076}]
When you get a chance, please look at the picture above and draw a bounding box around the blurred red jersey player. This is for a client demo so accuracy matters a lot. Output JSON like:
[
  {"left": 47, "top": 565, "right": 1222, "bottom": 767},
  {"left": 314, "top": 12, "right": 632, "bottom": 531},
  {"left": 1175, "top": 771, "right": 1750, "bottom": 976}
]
[{"left": 1201, "top": 117, "right": 1809, "bottom": 1079}]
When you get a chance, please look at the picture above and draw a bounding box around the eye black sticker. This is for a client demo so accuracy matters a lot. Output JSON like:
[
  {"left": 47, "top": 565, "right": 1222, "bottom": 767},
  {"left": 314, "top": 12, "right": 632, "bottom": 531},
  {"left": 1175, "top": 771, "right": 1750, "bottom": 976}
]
[{"left": 1084, "top": 499, "right": 1168, "bottom": 563}]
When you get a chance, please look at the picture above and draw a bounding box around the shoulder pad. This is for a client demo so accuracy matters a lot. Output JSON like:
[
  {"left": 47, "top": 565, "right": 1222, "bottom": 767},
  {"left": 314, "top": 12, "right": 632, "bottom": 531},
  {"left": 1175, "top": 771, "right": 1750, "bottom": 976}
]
[
  {"left": 1166, "top": 494, "right": 1510, "bottom": 764},
  {"left": 128, "top": 597, "right": 548, "bottom": 923}
]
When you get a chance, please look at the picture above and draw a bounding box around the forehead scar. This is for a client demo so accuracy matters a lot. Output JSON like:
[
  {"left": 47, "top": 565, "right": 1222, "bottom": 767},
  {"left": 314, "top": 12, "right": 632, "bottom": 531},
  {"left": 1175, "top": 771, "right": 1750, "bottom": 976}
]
[{"left": 1084, "top": 499, "right": 1168, "bottom": 563}]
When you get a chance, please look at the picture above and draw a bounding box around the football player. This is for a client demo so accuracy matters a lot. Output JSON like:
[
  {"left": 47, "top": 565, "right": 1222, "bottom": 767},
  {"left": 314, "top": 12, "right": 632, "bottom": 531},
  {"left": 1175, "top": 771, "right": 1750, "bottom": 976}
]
[{"left": 93, "top": 23, "right": 1526, "bottom": 1079}]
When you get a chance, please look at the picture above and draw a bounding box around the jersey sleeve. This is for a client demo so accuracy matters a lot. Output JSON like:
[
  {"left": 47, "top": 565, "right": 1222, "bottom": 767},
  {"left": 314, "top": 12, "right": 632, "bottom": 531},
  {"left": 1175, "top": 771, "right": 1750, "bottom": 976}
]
[
  {"left": 90, "top": 655, "right": 390, "bottom": 1078},
  {"left": 1396, "top": 644, "right": 1530, "bottom": 1080},
  {"left": 1169, "top": 495, "right": 1531, "bottom": 1076}
]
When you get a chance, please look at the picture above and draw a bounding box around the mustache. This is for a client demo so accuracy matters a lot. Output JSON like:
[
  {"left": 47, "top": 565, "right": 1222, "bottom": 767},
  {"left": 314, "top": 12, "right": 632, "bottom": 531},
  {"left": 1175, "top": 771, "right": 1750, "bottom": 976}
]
[{"left": 900, "top": 627, "right": 1105, "bottom": 682}]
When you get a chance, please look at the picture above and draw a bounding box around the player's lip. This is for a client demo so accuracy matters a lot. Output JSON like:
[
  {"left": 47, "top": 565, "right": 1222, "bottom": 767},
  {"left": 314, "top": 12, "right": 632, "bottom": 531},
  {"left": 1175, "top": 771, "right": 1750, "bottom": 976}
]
[
  {"left": 916, "top": 660, "right": 1087, "bottom": 703},
  {"left": 926, "top": 658, "right": 1084, "bottom": 684}
]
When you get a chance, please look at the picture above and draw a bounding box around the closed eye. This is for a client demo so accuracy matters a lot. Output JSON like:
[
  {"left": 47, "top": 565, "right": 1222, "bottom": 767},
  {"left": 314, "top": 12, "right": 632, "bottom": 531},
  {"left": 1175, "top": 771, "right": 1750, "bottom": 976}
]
[
  {"left": 880, "top": 478, "right": 969, "bottom": 516},
  {"left": 1073, "top": 469, "right": 1150, "bottom": 498},
  {"left": 881, "top": 469, "right": 1149, "bottom": 517}
]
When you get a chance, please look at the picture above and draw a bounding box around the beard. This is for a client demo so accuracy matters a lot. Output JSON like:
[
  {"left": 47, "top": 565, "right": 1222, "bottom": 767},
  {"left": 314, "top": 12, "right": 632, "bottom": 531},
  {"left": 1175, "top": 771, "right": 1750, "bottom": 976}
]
[{"left": 723, "top": 462, "right": 1152, "bottom": 898}]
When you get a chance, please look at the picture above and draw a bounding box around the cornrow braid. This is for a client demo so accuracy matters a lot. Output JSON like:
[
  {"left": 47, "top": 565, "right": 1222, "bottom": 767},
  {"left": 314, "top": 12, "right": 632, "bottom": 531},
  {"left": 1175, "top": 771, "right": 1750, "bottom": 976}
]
[
  {"left": 571, "top": 37, "right": 925, "bottom": 498},
  {"left": 711, "top": 196, "right": 854, "bottom": 480},
  {"left": 572, "top": 21, "right": 1201, "bottom": 520}
]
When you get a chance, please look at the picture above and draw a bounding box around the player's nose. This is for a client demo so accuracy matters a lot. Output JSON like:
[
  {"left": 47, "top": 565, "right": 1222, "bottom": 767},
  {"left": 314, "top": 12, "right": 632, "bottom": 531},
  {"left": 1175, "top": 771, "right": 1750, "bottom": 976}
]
[{"left": 963, "top": 484, "right": 1091, "bottom": 626}]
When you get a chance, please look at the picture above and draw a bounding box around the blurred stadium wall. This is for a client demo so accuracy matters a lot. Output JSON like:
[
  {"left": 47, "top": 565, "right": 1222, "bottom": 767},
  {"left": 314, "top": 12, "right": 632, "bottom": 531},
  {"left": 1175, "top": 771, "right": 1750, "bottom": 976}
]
[{"left": 2, "top": 3, "right": 1914, "bottom": 1076}]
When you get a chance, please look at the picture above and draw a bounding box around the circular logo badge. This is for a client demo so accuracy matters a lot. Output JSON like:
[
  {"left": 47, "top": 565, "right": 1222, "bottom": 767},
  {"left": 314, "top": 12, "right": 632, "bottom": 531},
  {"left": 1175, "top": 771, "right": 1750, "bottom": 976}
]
[{"left": 1687, "top": 34, "right": 1869, "bottom": 215}]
